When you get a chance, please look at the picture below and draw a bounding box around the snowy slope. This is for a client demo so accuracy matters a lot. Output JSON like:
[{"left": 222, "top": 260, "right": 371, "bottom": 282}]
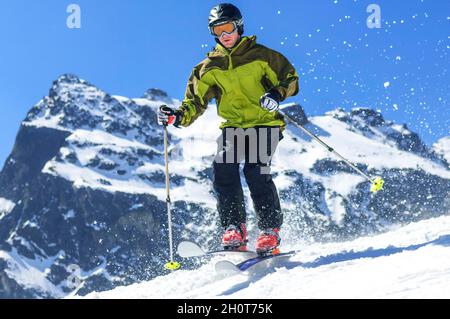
[
  {"left": 83, "top": 215, "right": 450, "bottom": 299},
  {"left": 0, "top": 197, "right": 15, "bottom": 220}
]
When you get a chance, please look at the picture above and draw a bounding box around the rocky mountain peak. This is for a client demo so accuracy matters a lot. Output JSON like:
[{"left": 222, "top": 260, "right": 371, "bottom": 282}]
[
  {"left": 326, "top": 107, "right": 384, "bottom": 127},
  {"left": 350, "top": 108, "right": 385, "bottom": 127}
]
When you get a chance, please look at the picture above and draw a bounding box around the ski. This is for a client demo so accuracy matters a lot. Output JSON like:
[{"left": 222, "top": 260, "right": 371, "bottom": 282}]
[
  {"left": 215, "top": 250, "right": 296, "bottom": 274},
  {"left": 177, "top": 240, "right": 257, "bottom": 258}
]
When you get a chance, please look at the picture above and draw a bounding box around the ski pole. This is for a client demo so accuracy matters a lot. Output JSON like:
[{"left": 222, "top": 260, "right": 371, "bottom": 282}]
[
  {"left": 163, "top": 124, "right": 181, "bottom": 271},
  {"left": 278, "top": 108, "right": 384, "bottom": 193}
]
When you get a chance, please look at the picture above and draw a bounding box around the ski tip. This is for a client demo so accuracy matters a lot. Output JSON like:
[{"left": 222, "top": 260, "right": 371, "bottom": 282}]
[{"left": 177, "top": 240, "right": 205, "bottom": 258}]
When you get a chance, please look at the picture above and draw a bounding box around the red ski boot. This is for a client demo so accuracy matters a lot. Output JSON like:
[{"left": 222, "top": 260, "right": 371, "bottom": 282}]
[
  {"left": 222, "top": 224, "right": 248, "bottom": 251},
  {"left": 256, "top": 228, "right": 281, "bottom": 255}
]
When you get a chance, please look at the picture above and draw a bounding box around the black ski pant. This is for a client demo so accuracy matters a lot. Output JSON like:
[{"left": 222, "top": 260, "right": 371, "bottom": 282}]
[{"left": 212, "top": 126, "right": 283, "bottom": 231}]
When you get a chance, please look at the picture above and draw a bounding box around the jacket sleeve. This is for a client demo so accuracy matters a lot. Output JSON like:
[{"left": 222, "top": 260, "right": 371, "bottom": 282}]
[
  {"left": 264, "top": 49, "right": 299, "bottom": 101},
  {"left": 178, "top": 64, "right": 216, "bottom": 127}
]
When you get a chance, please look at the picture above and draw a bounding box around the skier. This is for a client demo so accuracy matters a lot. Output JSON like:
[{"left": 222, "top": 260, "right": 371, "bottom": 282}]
[{"left": 158, "top": 3, "right": 299, "bottom": 254}]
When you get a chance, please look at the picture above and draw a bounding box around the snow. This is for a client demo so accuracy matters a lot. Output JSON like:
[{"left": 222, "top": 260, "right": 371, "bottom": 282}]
[
  {"left": 23, "top": 113, "right": 68, "bottom": 132},
  {"left": 82, "top": 215, "right": 450, "bottom": 299},
  {"left": 111, "top": 95, "right": 129, "bottom": 103},
  {"left": 323, "top": 173, "right": 365, "bottom": 197},
  {"left": 63, "top": 209, "right": 76, "bottom": 220},
  {"left": 0, "top": 248, "right": 65, "bottom": 297},
  {"left": 324, "top": 190, "right": 347, "bottom": 225},
  {"left": 433, "top": 137, "right": 450, "bottom": 165},
  {"left": 65, "top": 256, "right": 123, "bottom": 297},
  {"left": 306, "top": 116, "right": 450, "bottom": 178},
  {"left": 67, "top": 129, "right": 154, "bottom": 151},
  {"left": 42, "top": 161, "right": 164, "bottom": 197},
  {"left": 0, "top": 197, "right": 16, "bottom": 219},
  {"left": 132, "top": 97, "right": 181, "bottom": 110},
  {"left": 43, "top": 139, "right": 216, "bottom": 207},
  {"left": 134, "top": 162, "right": 164, "bottom": 175},
  {"left": 172, "top": 179, "right": 216, "bottom": 207},
  {"left": 23, "top": 220, "right": 39, "bottom": 228},
  {"left": 130, "top": 203, "right": 144, "bottom": 210}
]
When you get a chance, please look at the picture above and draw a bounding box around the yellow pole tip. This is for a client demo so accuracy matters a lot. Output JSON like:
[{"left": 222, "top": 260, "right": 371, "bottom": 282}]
[
  {"left": 164, "top": 261, "right": 181, "bottom": 270},
  {"left": 370, "top": 176, "right": 385, "bottom": 193}
]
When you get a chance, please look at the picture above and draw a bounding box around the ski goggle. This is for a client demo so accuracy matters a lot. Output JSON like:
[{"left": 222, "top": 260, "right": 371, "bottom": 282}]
[{"left": 211, "top": 21, "right": 237, "bottom": 37}]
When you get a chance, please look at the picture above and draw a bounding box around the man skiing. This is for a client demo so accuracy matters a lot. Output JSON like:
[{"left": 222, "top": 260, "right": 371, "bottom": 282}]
[{"left": 158, "top": 3, "right": 299, "bottom": 255}]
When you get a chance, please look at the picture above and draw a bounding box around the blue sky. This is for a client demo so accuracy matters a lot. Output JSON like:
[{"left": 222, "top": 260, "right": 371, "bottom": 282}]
[{"left": 0, "top": 0, "right": 449, "bottom": 168}]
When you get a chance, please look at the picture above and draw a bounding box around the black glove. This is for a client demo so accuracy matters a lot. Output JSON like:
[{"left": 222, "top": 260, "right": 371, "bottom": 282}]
[
  {"left": 260, "top": 88, "right": 282, "bottom": 112},
  {"left": 157, "top": 105, "right": 182, "bottom": 126}
]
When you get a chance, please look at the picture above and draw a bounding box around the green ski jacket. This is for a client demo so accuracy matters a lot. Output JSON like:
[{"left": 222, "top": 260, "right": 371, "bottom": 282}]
[{"left": 179, "top": 35, "right": 299, "bottom": 129}]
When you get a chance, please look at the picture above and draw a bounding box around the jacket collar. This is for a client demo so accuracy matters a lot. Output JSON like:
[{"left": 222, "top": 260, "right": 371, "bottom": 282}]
[{"left": 208, "top": 35, "right": 257, "bottom": 58}]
